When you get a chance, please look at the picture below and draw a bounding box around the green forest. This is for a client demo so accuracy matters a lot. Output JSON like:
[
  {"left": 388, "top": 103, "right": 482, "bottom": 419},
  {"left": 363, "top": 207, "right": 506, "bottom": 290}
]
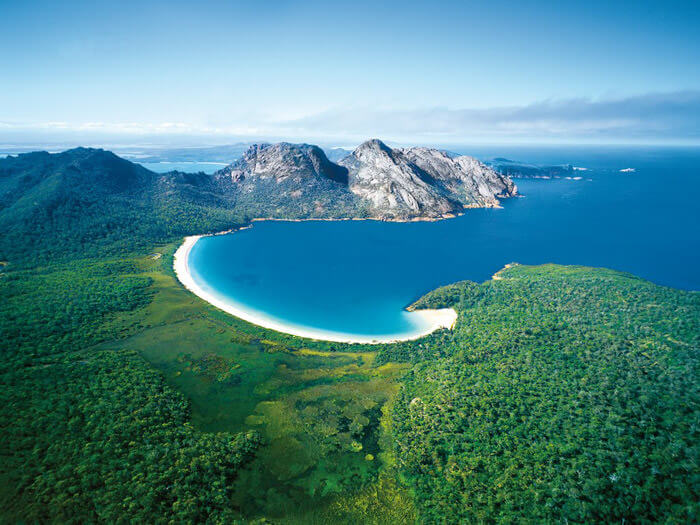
[
  {"left": 0, "top": 149, "right": 698, "bottom": 523},
  {"left": 386, "top": 265, "right": 698, "bottom": 523}
]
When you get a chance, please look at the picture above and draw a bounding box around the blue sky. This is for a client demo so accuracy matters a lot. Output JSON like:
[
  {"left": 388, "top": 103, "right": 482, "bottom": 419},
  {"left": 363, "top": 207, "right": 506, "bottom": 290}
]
[{"left": 1, "top": 0, "right": 699, "bottom": 145}]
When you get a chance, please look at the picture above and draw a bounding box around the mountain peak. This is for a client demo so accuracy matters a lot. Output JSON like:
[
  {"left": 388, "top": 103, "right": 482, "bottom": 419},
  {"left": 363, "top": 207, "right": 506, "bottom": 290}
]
[
  {"left": 217, "top": 141, "right": 348, "bottom": 184},
  {"left": 337, "top": 141, "right": 517, "bottom": 217},
  {"left": 353, "top": 138, "right": 392, "bottom": 155}
]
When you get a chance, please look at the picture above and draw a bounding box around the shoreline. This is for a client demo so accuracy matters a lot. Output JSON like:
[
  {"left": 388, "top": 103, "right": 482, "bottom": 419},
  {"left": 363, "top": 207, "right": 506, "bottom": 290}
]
[
  {"left": 172, "top": 227, "right": 458, "bottom": 344},
  {"left": 245, "top": 201, "right": 506, "bottom": 226}
]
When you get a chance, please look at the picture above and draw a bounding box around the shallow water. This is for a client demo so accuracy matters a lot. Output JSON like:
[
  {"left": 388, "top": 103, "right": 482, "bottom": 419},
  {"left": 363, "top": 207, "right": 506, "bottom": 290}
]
[{"left": 187, "top": 146, "right": 700, "bottom": 340}]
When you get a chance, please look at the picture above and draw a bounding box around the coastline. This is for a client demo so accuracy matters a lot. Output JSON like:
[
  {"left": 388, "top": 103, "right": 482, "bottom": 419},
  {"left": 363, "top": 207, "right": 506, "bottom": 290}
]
[
  {"left": 492, "top": 262, "right": 518, "bottom": 280},
  {"left": 172, "top": 228, "right": 458, "bottom": 344}
]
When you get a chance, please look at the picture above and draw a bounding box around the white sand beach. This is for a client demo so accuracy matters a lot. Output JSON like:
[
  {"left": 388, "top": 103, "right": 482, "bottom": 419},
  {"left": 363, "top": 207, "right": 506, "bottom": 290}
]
[{"left": 173, "top": 234, "right": 458, "bottom": 344}]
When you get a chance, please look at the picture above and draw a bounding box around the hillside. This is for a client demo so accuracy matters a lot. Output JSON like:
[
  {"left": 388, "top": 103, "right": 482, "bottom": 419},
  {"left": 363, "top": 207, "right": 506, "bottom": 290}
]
[
  {"left": 381, "top": 264, "right": 699, "bottom": 523},
  {"left": 0, "top": 142, "right": 517, "bottom": 263},
  {"left": 0, "top": 148, "right": 245, "bottom": 263}
]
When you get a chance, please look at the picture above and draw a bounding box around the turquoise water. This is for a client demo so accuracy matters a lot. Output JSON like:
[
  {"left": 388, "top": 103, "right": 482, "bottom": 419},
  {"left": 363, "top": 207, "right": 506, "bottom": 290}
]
[
  {"left": 187, "top": 147, "right": 700, "bottom": 340},
  {"left": 138, "top": 161, "right": 227, "bottom": 173}
]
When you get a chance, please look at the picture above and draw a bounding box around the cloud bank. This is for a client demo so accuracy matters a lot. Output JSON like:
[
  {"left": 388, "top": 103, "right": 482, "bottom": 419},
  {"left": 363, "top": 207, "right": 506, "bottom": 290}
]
[
  {"left": 281, "top": 91, "right": 700, "bottom": 144},
  {"left": 1, "top": 91, "right": 699, "bottom": 146}
]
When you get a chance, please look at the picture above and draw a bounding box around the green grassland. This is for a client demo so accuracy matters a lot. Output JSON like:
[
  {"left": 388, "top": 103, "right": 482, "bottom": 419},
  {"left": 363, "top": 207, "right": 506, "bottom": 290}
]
[{"left": 0, "top": 243, "right": 417, "bottom": 523}]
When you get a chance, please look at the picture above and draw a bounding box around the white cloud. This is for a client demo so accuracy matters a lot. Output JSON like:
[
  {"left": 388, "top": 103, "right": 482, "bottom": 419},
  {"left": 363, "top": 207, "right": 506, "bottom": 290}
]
[{"left": 1, "top": 91, "right": 699, "bottom": 145}]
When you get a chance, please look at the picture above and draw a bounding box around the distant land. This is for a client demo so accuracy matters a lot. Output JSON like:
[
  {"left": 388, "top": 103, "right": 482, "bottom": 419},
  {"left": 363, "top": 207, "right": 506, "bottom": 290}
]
[
  {"left": 486, "top": 157, "right": 581, "bottom": 178},
  {"left": 0, "top": 141, "right": 584, "bottom": 180}
]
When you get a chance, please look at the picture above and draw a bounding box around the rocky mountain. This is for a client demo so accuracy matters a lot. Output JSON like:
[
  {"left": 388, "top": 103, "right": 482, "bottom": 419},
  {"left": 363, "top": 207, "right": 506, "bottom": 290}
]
[
  {"left": 216, "top": 143, "right": 348, "bottom": 184},
  {"left": 213, "top": 143, "right": 358, "bottom": 218},
  {"left": 401, "top": 147, "right": 516, "bottom": 207},
  {"left": 216, "top": 139, "right": 517, "bottom": 220},
  {"left": 339, "top": 139, "right": 516, "bottom": 218},
  {"left": 338, "top": 139, "right": 458, "bottom": 217}
]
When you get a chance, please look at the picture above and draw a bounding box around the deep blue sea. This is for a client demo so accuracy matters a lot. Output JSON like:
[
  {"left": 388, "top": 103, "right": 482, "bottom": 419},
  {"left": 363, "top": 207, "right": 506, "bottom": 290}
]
[{"left": 187, "top": 146, "right": 700, "bottom": 340}]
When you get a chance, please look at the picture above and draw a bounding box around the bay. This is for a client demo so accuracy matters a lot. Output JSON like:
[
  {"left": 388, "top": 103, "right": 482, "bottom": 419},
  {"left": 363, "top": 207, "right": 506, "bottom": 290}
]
[{"left": 187, "top": 146, "right": 700, "bottom": 340}]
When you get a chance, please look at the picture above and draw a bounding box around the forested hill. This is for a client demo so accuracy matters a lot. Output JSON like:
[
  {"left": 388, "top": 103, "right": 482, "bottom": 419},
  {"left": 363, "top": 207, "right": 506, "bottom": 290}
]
[
  {"left": 381, "top": 264, "right": 699, "bottom": 523},
  {"left": 0, "top": 148, "right": 246, "bottom": 264},
  {"left": 0, "top": 143, "right": 517, "bottom": 264}
]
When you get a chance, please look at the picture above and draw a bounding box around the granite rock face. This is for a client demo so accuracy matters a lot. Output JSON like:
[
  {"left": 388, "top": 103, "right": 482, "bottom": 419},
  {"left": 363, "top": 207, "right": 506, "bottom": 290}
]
[
  {"left": 216, "top": 142, "right": 348, "bottom": 184},
  {"left": 215, "top": 140, "right": 517, "bottom": 219},
  {"left": 339, "top": 139, "right": 517, "bottom": 218},
  {"left": 339, "top": 139, "right": 458, "bottom": 217},
  {"left": 214, "top": 143, "right": 357, "bottom": 218},
  {"left": 400, "top": 146, "right": 517, "bottom": 207}
]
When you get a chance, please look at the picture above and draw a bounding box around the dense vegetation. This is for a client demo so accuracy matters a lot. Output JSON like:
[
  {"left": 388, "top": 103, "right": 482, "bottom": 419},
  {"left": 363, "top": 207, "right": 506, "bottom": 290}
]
[
  {"left": 0, "top": 146, "right": 411, "bottom": 520},
  {"left": 0, "top": 258, "right": 261, "bottom": 522},
  {"left": 1, "top": 150, "right": 698, "bottom": 523},
  {"left": 385, "top": 265, "right": 699, "bottom": 523},
  {"left": 0, "top": 148, "right": 250, "bottom": 265}
]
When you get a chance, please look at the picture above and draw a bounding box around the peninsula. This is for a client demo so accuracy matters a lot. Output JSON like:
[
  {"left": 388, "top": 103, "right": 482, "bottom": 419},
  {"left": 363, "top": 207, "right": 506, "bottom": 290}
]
[{"left": 0, "top": 140, "right": 514, "bottom": 341}]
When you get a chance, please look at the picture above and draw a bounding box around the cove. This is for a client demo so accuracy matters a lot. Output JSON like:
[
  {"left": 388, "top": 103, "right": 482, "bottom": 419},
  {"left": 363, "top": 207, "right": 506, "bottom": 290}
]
[{"left": 178, "top": 147, "right": 700, "bottom": 342}]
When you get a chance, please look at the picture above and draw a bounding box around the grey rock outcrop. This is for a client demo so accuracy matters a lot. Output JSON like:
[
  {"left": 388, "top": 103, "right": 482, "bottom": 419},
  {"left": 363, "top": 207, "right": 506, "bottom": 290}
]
[
  {"left": 216, "top": 142, "right": 348, "bottom": 184},
  {"left": 214, "top": 139, "right": 516, "bottom": 220},
  {"left": 339, "top": 139, "right": 459, "bottom": 217},
  {"left": 214, "top": 143, "right": 357, "bottom": 218},
  {"left": 400, "top": 147, "right": 517, "bottom": 207},
  {"left": 338, "top": 139, "right": 516, "bottom": 218}
]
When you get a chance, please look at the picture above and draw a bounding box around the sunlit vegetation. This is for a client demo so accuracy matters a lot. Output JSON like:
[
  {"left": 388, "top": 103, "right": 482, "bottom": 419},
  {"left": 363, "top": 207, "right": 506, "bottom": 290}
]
[
  {"left": 0, "top": 148, "right": 248, "bottom": 265},
  {"left": 0, "top": 148, "right": 363, "bottom": 267},
  {"left": 102, "top": 264, "right": 411, "bottom": 519},
  {"left": 383, "top": 264, "right": 699, "bottom": 523},
  {"left": 0, "top": 255, "right": 261, "bottom": 522},
  {"left": 0, "top": 241, "right": 412, "bottom": 522}
]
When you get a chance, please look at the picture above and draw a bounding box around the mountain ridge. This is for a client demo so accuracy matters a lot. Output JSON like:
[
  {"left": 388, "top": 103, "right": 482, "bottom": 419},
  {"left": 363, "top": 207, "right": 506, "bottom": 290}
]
[
  {"left": 0, "top": 141, "right": 517, "bottom": 262},
  {"left": 216, "top": 138, "right": 517, "bottom": 219}
]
